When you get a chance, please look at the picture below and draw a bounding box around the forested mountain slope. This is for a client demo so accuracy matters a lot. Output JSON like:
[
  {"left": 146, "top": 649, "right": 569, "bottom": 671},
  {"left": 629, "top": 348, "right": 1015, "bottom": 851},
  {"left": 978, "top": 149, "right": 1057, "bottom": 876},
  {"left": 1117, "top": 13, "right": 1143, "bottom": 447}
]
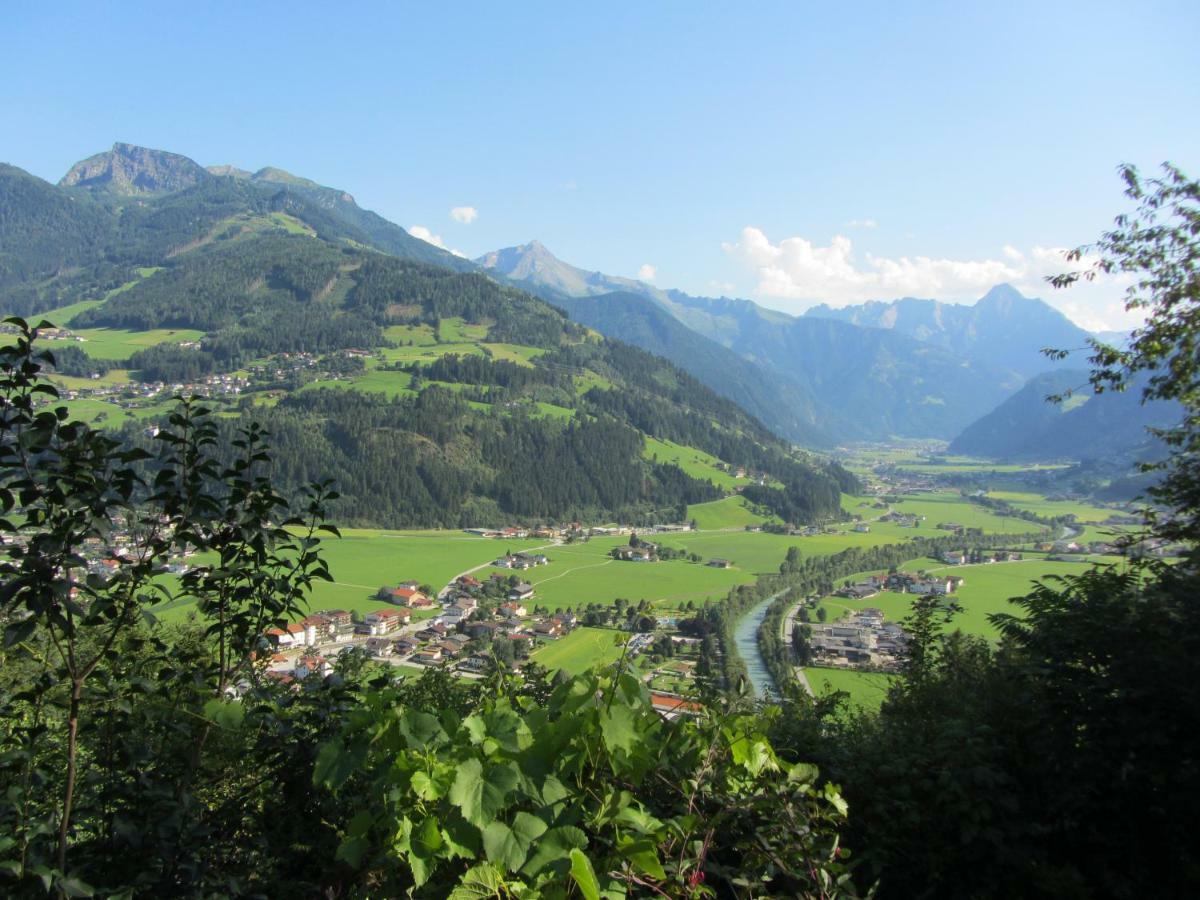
[
  {"left": 542, "top": 290, "right": 832, "bottom": 445},
  {"left": 0, "top": 144, "right": 855, "bottom": 528},
  {"left": 950, "top": 368, "right": 1182, "bottom": 462},
  {"left": 481, "top": 242, "right": 1026, "bottom": 441}
]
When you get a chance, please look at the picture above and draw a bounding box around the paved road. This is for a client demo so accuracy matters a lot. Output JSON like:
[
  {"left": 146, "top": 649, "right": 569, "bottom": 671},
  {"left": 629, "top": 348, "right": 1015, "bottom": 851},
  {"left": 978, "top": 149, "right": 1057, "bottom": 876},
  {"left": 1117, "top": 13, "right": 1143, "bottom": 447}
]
[{"left": 781, "top": 600, "right": 814, "bottom": 697}]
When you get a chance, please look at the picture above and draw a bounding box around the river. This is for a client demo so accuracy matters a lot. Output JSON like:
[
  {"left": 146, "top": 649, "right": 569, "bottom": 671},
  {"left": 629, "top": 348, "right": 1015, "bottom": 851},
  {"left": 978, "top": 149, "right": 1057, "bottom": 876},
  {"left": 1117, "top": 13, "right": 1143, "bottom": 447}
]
[{"left": 731, "top": 589, "right": 790, "bottom": 700}]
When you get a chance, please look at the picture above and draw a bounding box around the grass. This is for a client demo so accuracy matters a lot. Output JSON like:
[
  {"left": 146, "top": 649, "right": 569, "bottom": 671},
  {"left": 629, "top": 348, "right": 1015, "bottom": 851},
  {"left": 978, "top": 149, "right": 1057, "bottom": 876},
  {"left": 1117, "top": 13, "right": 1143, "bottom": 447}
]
[
  {"left": 71, "top": 327, "right": 206, "bottom": 360},
  {"left": 813, "top": 557, "right": 1114, "bottom": 641},
  {"left": 301, "top": 367, "right": 416, "bottom": 399},
  {"left": 530, "top": 402, "right": 575, "bottom": 420},
  {"left": 484, "top": 343, "right": 545, "bottom": 366},
  {"left": 56, "top": 397, "right": 178, "bottom": 427},
  {"left": 803, "top": 667, "right": 895, "bottom": 710},
  {"left": 986, "top": 490, "right": 1120, "bottom": 523},
  {"left": 685, "top": 496, "right": 774, "bottom": 530},
  {"left": 645, "top": 438, "right": 740, "bottom": 490},
  {"left": 511, "top": 537, "right": 751, "bottom": 610},
  {"left": 438, "top": 317, "right": 489, "bottom": 343},
  {"left": 51, "top": 369, "right": 133, "bottom": 390},
  {"left": 383, "top": 323, "right": 439, "bottom": 346},
  {"left": 377, "top": 341, "right": 485, "bottom": 365},
  {"left": 531, "top": 627, "right": 627, "bottom": 675},
  {"left": 153, "top": 528, "right": 550, "bottom": 621}
]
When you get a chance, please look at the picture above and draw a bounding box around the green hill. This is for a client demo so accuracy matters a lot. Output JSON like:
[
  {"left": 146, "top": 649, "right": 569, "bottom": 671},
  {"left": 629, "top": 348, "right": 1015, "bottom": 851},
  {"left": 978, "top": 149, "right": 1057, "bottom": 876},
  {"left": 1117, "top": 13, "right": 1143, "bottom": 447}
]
[{"left": 1, "top": 144, "right": 857, "bottom": 530}]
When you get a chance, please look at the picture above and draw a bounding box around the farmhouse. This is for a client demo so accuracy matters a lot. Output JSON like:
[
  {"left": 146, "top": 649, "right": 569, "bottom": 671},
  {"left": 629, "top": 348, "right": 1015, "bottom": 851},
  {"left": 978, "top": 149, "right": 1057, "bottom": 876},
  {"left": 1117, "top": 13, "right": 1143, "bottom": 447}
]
[
  {"left": 389, "top": 586, "right": 430, "bottom": 607},
  {"left": 613, "top": 545, "right": 656, "bottom": 562},
  {"left": 707, "top": 558, "right": 733, "bottom": 568},
  {"left": 508, "top": 583, "right": 535, "bottom": 601}
]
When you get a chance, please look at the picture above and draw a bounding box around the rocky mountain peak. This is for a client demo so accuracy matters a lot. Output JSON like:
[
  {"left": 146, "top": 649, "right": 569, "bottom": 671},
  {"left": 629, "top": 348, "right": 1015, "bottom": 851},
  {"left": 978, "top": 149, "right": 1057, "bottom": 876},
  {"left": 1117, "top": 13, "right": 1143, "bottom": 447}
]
[{"left": 59, "top": 142, "right": 211, "bottom": 195}]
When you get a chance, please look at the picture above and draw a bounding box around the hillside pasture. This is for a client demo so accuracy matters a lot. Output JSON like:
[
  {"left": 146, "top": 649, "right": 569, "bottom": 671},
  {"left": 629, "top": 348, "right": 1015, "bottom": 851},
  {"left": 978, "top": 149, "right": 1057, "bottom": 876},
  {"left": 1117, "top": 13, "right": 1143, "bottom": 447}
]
[
  {"left": 531, "top": 626, "right": 626, "bottom": 675},
  {"left": 686, "top": 496, "right": 774, "bottom": 530},
  {"left": 645, "top": 438, "right": 740, "bottom": 490}
]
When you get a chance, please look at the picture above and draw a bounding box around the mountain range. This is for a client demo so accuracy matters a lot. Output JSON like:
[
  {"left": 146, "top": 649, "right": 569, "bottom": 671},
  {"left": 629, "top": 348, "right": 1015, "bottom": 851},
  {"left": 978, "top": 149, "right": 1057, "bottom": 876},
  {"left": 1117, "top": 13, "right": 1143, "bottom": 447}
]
[
  {"left": 949, "top": 369, "right": 1180, "bottom": 462},
  {"left": 477, "top": 243, "right": 1101, "bottom": 442},
  {"left": 0, "top": 142, "right": 856, "bottom": 528},
  {"left": 0, "top": 141, "right": 1166, "bottom": 473}
]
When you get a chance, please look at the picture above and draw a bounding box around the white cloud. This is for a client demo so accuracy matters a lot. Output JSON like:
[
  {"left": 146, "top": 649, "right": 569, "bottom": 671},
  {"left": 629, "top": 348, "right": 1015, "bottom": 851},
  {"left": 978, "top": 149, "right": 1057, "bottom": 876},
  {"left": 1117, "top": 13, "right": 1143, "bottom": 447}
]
[
  {"left": 846, "top": 218, "right": 878, "bottom": 229},
  {"left": 409, "top": 225, "right": 466, "bottom": 258},
  {"left": 723, "top": 227, "right": 1142, "bottom": 331},
  {"left": 450, "top": 206, "right": 478, "bottom": 224},
  {"left": 637, "top": 263, "right": 657, "bottom": 281}
]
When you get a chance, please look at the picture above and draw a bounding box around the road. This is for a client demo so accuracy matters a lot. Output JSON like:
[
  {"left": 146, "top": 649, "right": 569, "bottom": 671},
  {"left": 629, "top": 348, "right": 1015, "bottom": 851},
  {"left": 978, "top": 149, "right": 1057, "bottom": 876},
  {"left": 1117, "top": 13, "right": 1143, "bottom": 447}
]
[{"left": 781, "top": 600, "right": 814, "bottom": 696}]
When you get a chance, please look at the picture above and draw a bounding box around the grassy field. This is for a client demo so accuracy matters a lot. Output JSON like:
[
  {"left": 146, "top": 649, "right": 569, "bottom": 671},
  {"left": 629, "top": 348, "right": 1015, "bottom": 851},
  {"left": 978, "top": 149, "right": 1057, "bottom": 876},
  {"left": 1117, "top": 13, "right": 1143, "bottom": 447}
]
[
  {"left": 503, "top": 537, "right": 751, "bottom": 611},
  {"left": 57, "top": 397, "right": 178, "bottom": 427},
  {"left": 154, "top": 528, "right": 549, "bottom": 621},
  {"left": 803, "top": 667, "right": 895, "bottom": 710},
  {"left": 484, "top": 343, "right": 544, "bottom": 366},
  {"left": 814, "top": 557, "right": 1111, "bottom": 640},
  {"left": 645, "top": 438, "right": 740, "bottom": 489},
  {"left": 378, "top": 341, "right": 485, "bottom": 365},
  {"left": 986, "top": 490, "right": 1121, "bottom": 523},
  {"left": 301, "top": 367, "right": 416, "bottom": 399},
  {"left": 685, "top": 496, "right": 773, "bottom": 529},
  {"left": 51, "top": 369, "right": 133, "bottom": 390},
  {"left": 531, "top": 626, "right": 626, "bottom": 675},
  {"left": 438, "top": 317, "right": 489, "bottom": 342},
  {"left": 70, "top": 326, "right": 206, "bottom": 360}
]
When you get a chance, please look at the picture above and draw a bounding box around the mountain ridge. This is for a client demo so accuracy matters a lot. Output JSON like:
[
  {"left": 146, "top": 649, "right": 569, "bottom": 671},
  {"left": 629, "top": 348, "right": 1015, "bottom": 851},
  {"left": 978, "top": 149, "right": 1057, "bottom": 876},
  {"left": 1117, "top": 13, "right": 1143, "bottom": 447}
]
[{"left": 481, "top": 241, "right": 1032, "bottom": 441}]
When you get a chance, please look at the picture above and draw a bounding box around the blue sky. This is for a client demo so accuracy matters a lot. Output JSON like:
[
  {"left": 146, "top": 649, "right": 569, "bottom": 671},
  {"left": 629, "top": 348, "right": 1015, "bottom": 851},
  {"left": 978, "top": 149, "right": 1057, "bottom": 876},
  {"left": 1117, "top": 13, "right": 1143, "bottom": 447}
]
[{"left": 5, "top": 1, "right": 1198, "bottom": 329}]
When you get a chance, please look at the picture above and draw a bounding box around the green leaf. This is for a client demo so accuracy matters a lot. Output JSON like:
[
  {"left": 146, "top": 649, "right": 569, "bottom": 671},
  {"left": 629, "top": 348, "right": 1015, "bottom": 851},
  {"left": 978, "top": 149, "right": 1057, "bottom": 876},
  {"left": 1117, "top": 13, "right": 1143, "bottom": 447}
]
[
  {"left": 569, "top": 848, "right": 601, "bottom": 900},
  {"left": 600, "top": 702, "right": 637, "bottom": 756},
  {"left": 449, "top": 758, "right": 520, "bottom": 828},
  {"left": 619, "top": 837, "right": 666, "bottom": 881},
  {"left": 55, "top": 875, "right": 95, "bottom": 898},
  {"left": 521, "top": 825, "right": 588, "bottom": 877},
  {"left": 313, "top": 739, "right": 366, "bottom": 790},
  {"left": 336, "top": 835, "right": 369, "bottom": 868},
  {"left": 399, "top": 709, "right": 446, "bottom": 749},
  {"left": 411, "top": 769, "right": 442, "bottom": 801},
  {"left": 482, "top": 811, "right": 548, "bottom": 872},
  {"left": 729, "top": 736, "right": 774, "bottom": 777},
  {"left": 414, "top": 816, "right": 444, "bottom": 856},
  {"left": 447, "top": 863, "right": 507, "bottom": 899},
  {"left": 202, "top": 698, "right": 245, "bottom": 731},
  {"left": 613, "top": 805, "right": 663, "bottom": 835}
]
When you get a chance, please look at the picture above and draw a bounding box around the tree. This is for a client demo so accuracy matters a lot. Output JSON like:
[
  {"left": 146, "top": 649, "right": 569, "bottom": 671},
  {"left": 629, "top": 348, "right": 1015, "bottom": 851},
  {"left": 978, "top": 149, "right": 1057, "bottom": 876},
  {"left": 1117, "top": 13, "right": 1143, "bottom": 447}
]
[
  {"left": 1, "top": 320, "right": 338, "bottom": 893},
  {"left": 1049, "top": 163, "right": 1200, "bottom": 547}
]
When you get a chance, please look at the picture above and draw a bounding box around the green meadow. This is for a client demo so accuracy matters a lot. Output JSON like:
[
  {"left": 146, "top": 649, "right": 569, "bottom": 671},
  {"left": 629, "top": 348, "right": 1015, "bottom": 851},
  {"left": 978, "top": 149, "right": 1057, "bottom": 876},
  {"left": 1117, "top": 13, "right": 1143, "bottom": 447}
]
[
  {"left": 504, "top": 537, "right": 751, "bottom": 611},
  {"left": 814, "top": 557, "right": 1110, "bottom": 640},
  {"left": 645, "top": 438, "right": 741, "bottom": 490},
  {"left": 986, "top": 490, "right": 1121, "bottom": 523},
  {"left": 530, "top": 626, "right": 627, "bottom": 675},
  {"left": 803, "top": 667, "right": 895, "bottom": 710},
  {"left": 153, "top": 528, "right": 549, "bottom": 621},
  {"left": 71, "top": 326, "right": 206, "bottom": 360}
]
